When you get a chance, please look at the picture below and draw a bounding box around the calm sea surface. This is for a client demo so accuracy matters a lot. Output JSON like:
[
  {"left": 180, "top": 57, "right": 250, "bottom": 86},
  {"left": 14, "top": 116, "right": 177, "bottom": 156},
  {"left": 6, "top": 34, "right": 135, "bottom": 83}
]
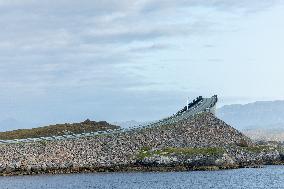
[{"left": 1, "top": 165, "right": 283, "bottom": 189}]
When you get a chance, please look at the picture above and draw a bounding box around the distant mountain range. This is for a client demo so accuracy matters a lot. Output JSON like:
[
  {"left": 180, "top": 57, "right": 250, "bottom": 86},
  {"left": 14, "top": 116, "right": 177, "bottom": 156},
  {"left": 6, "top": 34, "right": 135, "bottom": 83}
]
[
  {"left": 217, "top": 100, "right": 284, "bottom": 141},
  {"left": 217, "top": 100, "right": 284, "bottom": 130}
]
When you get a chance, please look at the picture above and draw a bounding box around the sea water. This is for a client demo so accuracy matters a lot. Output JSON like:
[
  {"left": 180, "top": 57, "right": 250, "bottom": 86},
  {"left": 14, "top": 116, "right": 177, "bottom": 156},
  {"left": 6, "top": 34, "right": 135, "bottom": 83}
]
[{"left": 0, "top": 165, "right": 283, "bottom": 189}]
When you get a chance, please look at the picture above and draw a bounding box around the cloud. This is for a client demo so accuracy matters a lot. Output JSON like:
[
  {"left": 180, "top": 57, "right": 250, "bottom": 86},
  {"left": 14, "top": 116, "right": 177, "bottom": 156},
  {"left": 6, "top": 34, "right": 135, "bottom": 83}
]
[
  {"left": 0, "top": 0, "right": 283, "bottom": 129},
  {"left": 0, "top": 0, "right": 281, "bottom": 85},
  {"left": 130, "top": 43, "right": 170, "bottom": 53}
]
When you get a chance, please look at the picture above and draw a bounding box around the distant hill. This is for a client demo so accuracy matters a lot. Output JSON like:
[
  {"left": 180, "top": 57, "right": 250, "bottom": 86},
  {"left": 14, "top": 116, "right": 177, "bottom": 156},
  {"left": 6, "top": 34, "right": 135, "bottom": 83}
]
[
  {"left": 0, "top": 119, "right": 120, "bottom": 140},
  {"left": 217, "top": 100, "right": 284, "bottom": 141},
  {"left": 217, "top": 100, "right": 284, "bottom": 130}
]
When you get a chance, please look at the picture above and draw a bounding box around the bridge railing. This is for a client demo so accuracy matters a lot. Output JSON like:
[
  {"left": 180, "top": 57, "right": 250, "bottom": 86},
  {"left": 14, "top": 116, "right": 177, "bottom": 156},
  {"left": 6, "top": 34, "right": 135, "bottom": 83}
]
[{"left": 0, "top": 95, "right": 218, "bottom": 144}]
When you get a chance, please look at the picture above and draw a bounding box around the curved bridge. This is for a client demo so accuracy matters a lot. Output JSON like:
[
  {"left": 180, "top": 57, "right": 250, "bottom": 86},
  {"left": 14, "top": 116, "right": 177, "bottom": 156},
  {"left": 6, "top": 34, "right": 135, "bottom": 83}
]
[
  {"left": 145, "top": 95, "right": 218, "bottom": 127},
  {"left": 0, "top": 95, "right": 218, "bottom": 144}
]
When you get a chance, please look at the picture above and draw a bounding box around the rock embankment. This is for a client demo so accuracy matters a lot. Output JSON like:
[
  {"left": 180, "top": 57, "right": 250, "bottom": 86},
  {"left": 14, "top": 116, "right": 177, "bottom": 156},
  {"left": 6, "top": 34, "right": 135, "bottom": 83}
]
[
  {"left": 137, "top": 145, "right": 282, "bottom": 171},
  {"left": 0, "top": 113, "right": 282, "bottom": 175}
]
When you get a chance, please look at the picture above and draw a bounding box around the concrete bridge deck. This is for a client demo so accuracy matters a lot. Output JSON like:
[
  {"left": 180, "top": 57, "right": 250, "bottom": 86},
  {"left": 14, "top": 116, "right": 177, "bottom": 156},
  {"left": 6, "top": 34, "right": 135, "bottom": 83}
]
[{"left": 0, "top": 95, "right": 218, "bottom": 144}]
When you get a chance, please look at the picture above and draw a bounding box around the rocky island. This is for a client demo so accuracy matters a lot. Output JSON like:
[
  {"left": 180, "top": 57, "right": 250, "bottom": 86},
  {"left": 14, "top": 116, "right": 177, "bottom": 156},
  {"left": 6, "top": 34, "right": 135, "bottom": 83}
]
[{"left": 0, "top": 96, "right": 283, "bottom": 176}]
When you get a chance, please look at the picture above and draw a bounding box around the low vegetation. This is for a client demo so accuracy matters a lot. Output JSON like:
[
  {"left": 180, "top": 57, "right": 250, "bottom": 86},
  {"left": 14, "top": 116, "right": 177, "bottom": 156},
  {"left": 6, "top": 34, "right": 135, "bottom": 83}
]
[
  {"left": 240, "top": 145, "right": 273, "bottom": 153},
  {"left": 236, "top": 139, "right": 249, "bottom": 147},
  {"left": 137, "top": 147, "right": 225, "bottom": 160},
  {"left": 0, "top": 119, "right": 120, "bottom": 140}
]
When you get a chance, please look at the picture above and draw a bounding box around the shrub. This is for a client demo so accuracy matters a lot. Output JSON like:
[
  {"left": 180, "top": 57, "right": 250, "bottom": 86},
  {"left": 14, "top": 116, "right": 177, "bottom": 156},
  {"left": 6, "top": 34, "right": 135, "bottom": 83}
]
[{"left": 236, "top": 139, "right": 249, "bottom": 147}]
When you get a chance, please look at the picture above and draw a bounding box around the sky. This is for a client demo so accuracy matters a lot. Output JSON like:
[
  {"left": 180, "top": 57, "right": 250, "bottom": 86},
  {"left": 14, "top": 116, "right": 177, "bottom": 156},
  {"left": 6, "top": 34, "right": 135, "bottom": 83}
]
[{"left": 0, "top": 0, "right": 284, "bottom": 130}]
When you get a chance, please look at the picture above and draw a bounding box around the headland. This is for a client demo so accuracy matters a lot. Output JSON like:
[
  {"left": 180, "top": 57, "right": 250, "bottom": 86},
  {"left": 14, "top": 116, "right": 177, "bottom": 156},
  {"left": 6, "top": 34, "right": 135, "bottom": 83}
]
[{"left": 0, "top": 96, "right": 283, "bottom": 176}]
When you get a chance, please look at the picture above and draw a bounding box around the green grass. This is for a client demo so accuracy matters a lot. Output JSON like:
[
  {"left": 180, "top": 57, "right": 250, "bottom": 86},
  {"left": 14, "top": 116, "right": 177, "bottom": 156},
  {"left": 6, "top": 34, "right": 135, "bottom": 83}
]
[
  {"left": 0, "top": 119, "right": 120, "bottom": 140},
  {"left": 241, "top": 146, "right": 272, "bottom": 153},
  {"left": 164, "top": 147, "right": 224, "bottom": 155},
  {"left": 137, "top": 149, "right": 152, "bottom": 160},
  {"left": 137, "top": 147, "right": 225, "bottom": 160}
]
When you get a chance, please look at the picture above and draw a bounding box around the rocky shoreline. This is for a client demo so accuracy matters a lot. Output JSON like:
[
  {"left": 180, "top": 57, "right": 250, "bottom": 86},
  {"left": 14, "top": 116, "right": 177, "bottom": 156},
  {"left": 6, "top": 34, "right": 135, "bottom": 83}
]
[
  {"left": 0, "top": 113, "right": 283, "bottom": 176},
  {"left": 1, "top": 159, "right": 282, "bottom": 177},
  {"left": 0, "top": 164, "right": 239, "bottom": 176}
]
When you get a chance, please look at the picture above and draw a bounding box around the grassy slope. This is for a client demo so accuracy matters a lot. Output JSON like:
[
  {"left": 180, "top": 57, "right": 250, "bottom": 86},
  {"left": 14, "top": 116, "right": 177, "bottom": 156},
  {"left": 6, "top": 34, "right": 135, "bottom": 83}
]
[
  {"left": 0, "top": 119, "right": 120, "bottom": 140},
  {"left": 137, "top": 147, "right": 225, "bottom": 160}
]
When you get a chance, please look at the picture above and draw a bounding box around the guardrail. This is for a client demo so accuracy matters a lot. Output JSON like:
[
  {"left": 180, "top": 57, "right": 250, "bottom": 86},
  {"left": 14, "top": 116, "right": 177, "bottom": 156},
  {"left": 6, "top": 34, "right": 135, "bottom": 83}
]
[{"left": 0, "top": 95, "right": 218, "bottom": 144}]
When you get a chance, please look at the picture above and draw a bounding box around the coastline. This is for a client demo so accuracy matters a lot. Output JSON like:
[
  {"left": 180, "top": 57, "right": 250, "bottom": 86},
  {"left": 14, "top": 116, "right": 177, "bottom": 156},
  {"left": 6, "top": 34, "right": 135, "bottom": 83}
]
[
  {"left": 0, "top": 113, "right": 283, "bottom": 177},
  {"left": 0, "top": 144, "right": 282, "bottom": 177},
  {"left": 2, "top": 162, "right": 284, "bottom": 177}
]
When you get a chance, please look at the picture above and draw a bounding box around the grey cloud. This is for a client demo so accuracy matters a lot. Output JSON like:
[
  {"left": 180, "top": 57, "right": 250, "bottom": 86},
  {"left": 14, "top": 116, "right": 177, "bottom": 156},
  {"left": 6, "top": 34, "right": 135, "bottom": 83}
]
[
  {"left": 0, "top": 0, "right": 282, "bottom": 129},
  {"left": 1, "top": 0, "right": 278, "bottom": 50},
  {"left": 0, "top": 0, "right": 278, "bottom": 57},
  {"left": 140, "top": 0, "right": 281, "bottom": 13},
  {"left": 130, "top": 43, "right": 170, "bottom": 53}
]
